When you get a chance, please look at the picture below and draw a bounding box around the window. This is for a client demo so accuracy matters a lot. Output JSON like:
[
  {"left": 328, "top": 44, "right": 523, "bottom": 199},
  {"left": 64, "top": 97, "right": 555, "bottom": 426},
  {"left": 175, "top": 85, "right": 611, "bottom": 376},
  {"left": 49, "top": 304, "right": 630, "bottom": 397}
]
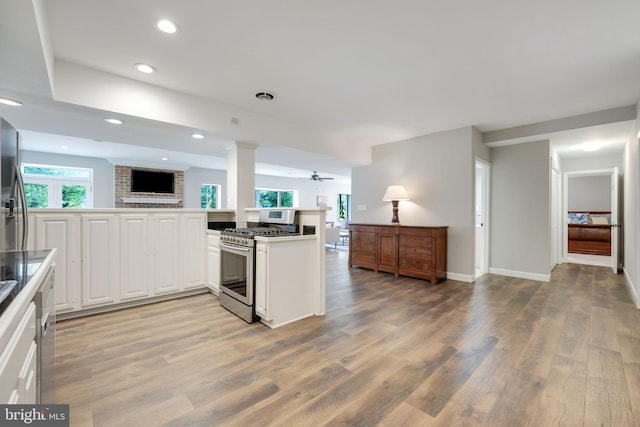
[
  {"left": 255, "top": 189, "right": 295, "bottom": 208},
  {"left": 201, "top": 184, "right": 220, "bottom": 208},
  {"left": 22, "top": 164, "right": 93, "bottom": 208},
  {"left": 337, "top": 194, "right": 351, "bottom": 222}
]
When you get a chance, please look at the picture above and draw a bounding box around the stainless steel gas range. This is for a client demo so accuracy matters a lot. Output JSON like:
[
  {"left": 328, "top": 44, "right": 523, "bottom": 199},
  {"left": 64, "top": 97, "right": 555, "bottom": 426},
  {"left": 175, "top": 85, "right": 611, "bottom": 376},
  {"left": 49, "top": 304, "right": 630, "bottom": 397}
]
[{"left": 218, "top": 209, "right": 298, "bottom": 323}]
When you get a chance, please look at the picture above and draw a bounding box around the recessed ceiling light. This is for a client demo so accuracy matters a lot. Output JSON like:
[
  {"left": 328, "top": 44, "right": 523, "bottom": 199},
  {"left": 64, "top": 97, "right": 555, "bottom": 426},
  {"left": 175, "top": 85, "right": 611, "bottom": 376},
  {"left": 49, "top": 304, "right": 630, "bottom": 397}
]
[
  {"left": 192, "top": 133, "right": 204, "bottom": 139},
  {"left": 0, "top": 98, "right": 23, "bottom": 107},
  {"left": 155, "top": 19, "right": 178, "bottom": 34},
  {"left": 581, "top": 142, "right": 602, "bottom": 152},
  {"left": 135, "top": 63, "right": 156, "bottom": 74},
  {"left": 255, "top": 92, "right": 275, "bottom": 101},
  {"left": 104, "top": 118, "right": 123, "bottom": 125},
  {"left": 161, "top": 157, "right": 168, "bottom": 161},
  {"left": 60, "top": 145, "right": 69, "bottom": 149}
]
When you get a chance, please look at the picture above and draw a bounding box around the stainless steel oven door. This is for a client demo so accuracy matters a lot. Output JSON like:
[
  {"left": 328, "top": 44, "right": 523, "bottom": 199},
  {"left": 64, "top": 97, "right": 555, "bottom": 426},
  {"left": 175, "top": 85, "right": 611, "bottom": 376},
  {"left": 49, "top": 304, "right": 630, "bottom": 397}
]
[{"left": 219, "top": 241, "right": 254, "bottom": 306}]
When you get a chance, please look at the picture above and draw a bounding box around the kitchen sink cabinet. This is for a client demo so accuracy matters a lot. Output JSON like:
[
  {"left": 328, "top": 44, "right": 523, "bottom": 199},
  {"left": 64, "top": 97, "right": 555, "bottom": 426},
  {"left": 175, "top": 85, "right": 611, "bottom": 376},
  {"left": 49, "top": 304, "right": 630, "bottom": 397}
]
[
  {"left": 34, "top": 213, "right": 81, "bottom": 313},
  {"left": 81, "top": 214, "right": 120, "bottom": 307},
  {"left": 349, "top": 224, "right": 448, "bottom": 283}
]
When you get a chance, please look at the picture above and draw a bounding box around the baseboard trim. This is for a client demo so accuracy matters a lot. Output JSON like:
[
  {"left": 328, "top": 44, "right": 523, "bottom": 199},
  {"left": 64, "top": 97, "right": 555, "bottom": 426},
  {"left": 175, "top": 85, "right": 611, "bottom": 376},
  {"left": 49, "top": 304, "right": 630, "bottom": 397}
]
[
  {"left": 57, "top": 288, "right": 210, "bottom": 321},
  {"left": 622, "top": 268, "right": 640, "bottom": 309},
  {"left": 447, "top": 272, "right": 474, "bottom": 283},
  {"left": 488, "top": 267, "right": 551, "bottom": 282}
]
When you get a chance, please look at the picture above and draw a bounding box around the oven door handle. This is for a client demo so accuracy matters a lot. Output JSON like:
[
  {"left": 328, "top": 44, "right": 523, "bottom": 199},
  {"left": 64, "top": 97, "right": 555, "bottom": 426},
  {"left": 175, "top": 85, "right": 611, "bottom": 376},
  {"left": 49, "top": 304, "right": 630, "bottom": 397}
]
[{"left": 219, "top": 241, "right": 252, "bottom": 255}]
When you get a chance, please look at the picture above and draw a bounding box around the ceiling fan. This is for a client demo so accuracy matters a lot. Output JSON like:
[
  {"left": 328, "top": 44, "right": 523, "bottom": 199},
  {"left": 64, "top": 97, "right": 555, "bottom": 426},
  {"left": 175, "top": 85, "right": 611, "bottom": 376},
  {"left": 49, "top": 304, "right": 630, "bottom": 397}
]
[{"left": 309, "top": 171, "right": 333, "bottom": 182}]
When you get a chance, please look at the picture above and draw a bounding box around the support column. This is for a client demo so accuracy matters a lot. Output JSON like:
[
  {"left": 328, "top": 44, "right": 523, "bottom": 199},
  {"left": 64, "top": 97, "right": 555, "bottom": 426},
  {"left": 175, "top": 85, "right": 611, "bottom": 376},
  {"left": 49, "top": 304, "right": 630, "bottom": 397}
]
[{"left": 227, "top": 142, "right": 257, "bottom": 227}]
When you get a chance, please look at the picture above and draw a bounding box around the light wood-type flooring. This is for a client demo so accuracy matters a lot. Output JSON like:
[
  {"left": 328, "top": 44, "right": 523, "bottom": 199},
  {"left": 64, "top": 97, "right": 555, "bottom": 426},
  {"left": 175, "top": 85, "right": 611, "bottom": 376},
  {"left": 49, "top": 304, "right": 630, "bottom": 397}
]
[{"left": 55, "top": 248, "right": 640, "bottom": 426}]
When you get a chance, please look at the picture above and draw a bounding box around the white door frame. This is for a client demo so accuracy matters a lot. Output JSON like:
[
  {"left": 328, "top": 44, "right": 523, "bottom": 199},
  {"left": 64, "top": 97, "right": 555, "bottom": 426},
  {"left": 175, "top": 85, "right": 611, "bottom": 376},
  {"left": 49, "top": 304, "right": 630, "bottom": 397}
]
[
  {"left": 550, "top": 167, "right": 561, "bottom": 269},
  {"left": 562, "top": 168, "right": 618, "bottom": 270},
  {"left": 475, "top": 158, "right": 490, "bottom": 279}
]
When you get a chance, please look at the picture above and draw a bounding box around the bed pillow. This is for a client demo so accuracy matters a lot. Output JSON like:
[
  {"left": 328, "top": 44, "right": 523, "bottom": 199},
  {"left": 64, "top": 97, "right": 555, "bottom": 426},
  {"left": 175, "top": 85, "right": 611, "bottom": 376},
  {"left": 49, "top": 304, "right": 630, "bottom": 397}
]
[
  {"left": 591, "top": 216, "right": 609, "bottom": 225},
  {"left": 568, "top": 213, "right": 590, "bottom": 224}
]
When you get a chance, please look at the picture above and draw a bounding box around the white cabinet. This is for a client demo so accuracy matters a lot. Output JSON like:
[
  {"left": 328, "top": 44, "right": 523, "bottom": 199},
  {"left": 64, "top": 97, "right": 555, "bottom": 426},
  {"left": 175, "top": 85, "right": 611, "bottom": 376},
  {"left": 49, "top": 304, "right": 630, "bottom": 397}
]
[
  {"left": 181, "top": 213, "right": 206, "bottom": 290},
  {"left": 81, "top": 214, "right": 119, "bottom": 308},
  {"left": 30, "top": 210, "right": 208, "bottom": 316},
  {"left": 0, "top": 302, "right": 37, "bottom": 404},
  {"left": 34, "top": 214, "right": 81, "bottom": 313},
  {"left": 254, "top": 238, "right": 317, "bottom": 328},
  {"left": 207, "top": 233, "right": 221, "bottom": 294},
  {"left": 152, "top": 214, "right": 181, "bottom": 295},
  {"left": 119, "top": 214, "right": 151, "bottom": 301}
]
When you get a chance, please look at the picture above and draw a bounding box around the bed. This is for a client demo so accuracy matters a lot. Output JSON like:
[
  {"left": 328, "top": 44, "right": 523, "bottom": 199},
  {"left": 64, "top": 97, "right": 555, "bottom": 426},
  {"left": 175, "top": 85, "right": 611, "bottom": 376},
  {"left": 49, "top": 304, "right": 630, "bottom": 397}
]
[{"left": 567, "top": 211, "right": 611, "bottom": 256}]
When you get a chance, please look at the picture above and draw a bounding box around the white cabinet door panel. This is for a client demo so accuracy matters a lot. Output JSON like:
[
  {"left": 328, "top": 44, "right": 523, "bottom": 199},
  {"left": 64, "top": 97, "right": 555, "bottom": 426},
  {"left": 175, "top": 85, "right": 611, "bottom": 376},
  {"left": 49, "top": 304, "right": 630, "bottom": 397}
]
[
  {"left": 34, "top": 214, "right": 81, "bottom": 313},
  {"left": 181, "top": 214, "right": 206, "bottom": 290},
  {"left": 119, "top": 214, "right": 151, "bottom": 301},
  {"left": 81, "top": 214, "right": 119, "bottom": 307},
  {"left": 152, "top": 214, "right": 181, "bottom": 295}
]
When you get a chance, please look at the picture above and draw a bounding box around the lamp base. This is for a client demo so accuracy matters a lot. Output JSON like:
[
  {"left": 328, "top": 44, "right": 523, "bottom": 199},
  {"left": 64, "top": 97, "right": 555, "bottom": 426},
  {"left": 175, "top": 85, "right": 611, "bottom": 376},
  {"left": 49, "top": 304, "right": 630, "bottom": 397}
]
[{"left": 391, "top": 200, "right": 400, "bottom": 224}]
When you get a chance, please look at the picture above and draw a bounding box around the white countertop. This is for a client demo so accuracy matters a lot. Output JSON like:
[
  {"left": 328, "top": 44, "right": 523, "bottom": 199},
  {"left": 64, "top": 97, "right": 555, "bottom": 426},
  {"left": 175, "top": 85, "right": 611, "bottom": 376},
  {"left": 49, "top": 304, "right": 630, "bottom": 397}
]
[
  {"left": 254, "top": 234, "right": 317, "bottom": 243},
  {"left": 0, "top": 249, "right": 57, "bottom": 352}
]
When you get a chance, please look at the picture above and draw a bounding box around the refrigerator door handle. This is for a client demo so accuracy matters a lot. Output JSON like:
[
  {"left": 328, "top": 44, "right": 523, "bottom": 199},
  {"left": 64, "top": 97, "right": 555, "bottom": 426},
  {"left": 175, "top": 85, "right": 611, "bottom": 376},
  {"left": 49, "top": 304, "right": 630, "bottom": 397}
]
[{"left": 15, "top": 167, "right": 28, "bottom": 250}]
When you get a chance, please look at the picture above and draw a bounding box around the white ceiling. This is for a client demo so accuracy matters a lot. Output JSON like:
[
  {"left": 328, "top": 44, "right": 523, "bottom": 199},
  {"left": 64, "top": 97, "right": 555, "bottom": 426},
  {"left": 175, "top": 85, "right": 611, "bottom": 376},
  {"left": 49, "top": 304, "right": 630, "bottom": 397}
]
[{"left": 1, "top": 0, "right": 639, "bottom": 179}]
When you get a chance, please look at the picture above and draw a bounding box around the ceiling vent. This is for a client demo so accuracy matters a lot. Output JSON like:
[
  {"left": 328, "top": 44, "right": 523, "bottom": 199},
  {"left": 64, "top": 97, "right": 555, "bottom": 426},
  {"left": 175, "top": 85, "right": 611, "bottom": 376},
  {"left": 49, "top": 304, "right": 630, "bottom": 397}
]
[{"left": 255, "top": 92, "right": 275, "bottom": 101}]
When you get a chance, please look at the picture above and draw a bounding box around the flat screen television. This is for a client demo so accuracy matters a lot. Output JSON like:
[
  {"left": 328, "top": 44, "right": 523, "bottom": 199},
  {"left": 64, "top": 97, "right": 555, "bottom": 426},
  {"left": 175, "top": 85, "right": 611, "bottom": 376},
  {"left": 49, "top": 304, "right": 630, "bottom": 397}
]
[{"left": 130, "top": 169, "right": 175, "bottom": 194}]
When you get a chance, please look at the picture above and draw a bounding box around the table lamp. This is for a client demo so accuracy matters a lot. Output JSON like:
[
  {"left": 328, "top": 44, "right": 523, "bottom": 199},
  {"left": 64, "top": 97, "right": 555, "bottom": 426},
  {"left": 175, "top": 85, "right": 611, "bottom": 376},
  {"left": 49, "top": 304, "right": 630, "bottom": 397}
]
[{"left": 382, "top": 185, "right": 409, "bottom": 224}]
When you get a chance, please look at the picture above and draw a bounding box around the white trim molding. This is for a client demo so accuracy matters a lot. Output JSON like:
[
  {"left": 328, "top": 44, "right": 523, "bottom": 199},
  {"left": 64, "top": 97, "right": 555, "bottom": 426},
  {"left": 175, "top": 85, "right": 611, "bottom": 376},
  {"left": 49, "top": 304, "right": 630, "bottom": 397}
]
[
  {"left": 488, "top": 267, "right": 551, "bottom": 282},
  {"left": 120, "top": 197, "right": 181, "bottom": 204}
]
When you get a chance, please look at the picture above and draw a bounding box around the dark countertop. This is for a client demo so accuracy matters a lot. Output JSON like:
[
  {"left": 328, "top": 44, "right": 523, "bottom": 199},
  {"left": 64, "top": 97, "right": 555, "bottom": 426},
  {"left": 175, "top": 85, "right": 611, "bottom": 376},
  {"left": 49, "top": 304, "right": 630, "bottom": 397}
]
[{"left": 0, "top": 249, "right": 54, "bottom": 317}]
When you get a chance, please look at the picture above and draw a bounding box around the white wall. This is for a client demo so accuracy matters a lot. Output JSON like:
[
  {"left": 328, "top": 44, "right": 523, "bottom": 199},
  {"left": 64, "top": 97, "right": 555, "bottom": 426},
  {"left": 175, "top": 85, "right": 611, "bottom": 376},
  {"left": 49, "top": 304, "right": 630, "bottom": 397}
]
[
  {"left": 490, "top": 140, "right": 551, "bottom": 280},
  {"left": 623, "top": 100, "right": 640, "bottom": 307},
  {"left": 22, "top": 152, "right": 352, "bottom": 216},
  {"left": 562, "top": 153, "right": 623, "bottom": 172},
  {"left": 255, "top": 174, "right": 351, "bottom": 223},
  {"left": 351, "top": 126, "right": 476, "bottom": 281},
  {"left": 568, "top": 175, "right": 611, "bottom": 211},
  {"left": 184, "top": 167, "right": 227, "bottom": 208},
  {"left": 21, "top": 150, "right": 114, "bottom": 208}
]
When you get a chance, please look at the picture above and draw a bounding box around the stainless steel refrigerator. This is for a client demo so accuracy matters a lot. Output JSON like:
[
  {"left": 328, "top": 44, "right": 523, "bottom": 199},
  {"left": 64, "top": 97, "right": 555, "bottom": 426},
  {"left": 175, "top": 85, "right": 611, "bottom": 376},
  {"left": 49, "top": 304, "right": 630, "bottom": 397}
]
[{"left": 0, "top": 117, "right": 28, "bottom": 251}]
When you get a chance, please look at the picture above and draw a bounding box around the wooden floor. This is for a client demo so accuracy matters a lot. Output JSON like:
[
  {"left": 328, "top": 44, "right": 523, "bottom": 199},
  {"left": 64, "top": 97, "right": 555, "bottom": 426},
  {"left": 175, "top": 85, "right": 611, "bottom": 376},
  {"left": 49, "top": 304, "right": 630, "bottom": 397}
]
[{"left": 55, "top": 249, "right": 640, "bottom": 426}]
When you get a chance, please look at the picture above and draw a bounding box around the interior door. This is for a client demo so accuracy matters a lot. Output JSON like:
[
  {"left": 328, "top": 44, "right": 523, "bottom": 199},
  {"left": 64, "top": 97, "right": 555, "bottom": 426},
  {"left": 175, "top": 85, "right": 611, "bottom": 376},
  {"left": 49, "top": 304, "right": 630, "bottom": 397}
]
[{"left": 610, "top": 167, "right": 619, "bottom": 274}]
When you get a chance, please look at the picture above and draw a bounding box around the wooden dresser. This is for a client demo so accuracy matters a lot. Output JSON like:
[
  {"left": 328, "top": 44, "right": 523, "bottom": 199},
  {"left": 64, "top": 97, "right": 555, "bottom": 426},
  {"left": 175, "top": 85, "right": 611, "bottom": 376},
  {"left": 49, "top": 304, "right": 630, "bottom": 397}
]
[{"left": 348, "top": 224, "right": 448, "bottom": 283}]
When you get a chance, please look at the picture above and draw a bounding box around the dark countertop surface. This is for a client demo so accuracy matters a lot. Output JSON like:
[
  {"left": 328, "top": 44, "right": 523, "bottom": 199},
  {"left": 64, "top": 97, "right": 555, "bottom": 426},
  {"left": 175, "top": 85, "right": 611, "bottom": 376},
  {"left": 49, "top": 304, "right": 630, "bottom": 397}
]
[{"left": 0, "top": 249, "right": 53, "bottom": 317}]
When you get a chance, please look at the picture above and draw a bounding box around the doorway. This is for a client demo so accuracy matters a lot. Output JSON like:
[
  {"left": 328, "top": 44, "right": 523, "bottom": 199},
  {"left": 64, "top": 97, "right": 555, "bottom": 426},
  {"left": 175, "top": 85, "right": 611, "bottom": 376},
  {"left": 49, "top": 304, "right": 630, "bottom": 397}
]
[
  {"left": 562, "top": 168, "right": 619, "bottom": 272},
  {"left": 475, "top": 159, "right": 490, "bottom": 278}
]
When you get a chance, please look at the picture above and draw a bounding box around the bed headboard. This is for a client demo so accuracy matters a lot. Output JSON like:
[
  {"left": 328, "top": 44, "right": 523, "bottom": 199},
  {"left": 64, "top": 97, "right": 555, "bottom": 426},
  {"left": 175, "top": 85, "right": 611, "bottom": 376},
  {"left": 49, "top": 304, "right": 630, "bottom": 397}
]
[{"left": 568, "top": 211, "right": 611, "bottom": 225}]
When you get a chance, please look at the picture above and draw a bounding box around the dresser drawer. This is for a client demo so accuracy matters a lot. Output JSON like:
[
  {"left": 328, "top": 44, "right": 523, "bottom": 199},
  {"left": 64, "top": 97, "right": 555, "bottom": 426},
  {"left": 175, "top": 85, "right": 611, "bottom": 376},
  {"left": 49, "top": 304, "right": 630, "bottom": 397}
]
[
  {"left": 351, "top": 251, "right": 376, "bottom": 264},
  {"left": 351, "top": 231, "right": 376, "bottom": 252},
  {"left": 399, "top": 246, "right": 432, "bottom": 259},
  {"left": 399, "top": 258, "right": 432, "bottom": 273},
  {"left": 399, "top": 235, "right": 433, "bottom": 249}
]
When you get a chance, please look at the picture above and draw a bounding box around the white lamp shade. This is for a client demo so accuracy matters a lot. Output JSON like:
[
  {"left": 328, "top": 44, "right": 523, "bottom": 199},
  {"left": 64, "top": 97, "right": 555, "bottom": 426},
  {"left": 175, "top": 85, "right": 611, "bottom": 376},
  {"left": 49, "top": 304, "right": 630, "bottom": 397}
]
[{"left": 382, "top": 185, "right": 409, "bottom": 201}]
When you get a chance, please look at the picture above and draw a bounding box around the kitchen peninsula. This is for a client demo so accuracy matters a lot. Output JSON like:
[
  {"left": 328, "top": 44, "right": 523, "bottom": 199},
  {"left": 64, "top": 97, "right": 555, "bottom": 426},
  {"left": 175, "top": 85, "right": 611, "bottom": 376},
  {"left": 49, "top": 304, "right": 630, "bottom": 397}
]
[{"left": 28, "top": 207, "right": 328, "bottom": 327}]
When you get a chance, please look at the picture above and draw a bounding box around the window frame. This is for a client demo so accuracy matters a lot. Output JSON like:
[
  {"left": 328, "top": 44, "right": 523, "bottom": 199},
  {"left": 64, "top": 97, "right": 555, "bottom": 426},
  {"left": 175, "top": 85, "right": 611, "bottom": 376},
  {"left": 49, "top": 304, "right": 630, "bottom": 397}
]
[
  {"left": 255, "top": 188, "right": 297, "bottom": 208},
  {"left": 201, "top": 183, "right": 221, "bottom": 209},
  {"left": 22, "top": 163, "right": 94, "bottom": 208}
]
